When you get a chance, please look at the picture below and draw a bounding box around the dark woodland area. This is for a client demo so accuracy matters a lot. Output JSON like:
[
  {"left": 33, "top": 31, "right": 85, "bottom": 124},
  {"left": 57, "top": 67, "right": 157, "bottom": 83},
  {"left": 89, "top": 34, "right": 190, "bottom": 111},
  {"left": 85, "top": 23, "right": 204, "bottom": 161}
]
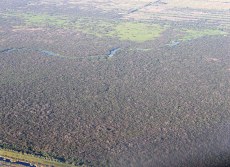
[{"left": 1, "top": 0, "right": 230, "bottom": 166}]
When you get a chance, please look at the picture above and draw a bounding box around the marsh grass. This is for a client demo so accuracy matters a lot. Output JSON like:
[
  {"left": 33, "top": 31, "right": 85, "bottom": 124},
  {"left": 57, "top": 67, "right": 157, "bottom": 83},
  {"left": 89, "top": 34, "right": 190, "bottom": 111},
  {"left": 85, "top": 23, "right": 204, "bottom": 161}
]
[
  {"left": 180, "top": 28, "right": 228, "bottom": 41},
  {"left": 1, "top": 11, "right": 167, "bottom": 42},
  {"left": 112, "top": 22, "right": 166, "bottom": 42}
]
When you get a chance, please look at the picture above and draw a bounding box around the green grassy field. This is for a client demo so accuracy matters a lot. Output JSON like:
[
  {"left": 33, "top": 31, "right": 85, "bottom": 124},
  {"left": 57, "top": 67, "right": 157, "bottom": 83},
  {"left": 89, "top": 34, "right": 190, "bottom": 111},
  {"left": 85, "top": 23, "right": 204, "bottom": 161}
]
[
  {"left": 1, "top": 11, "right": 229, "bottom": 43},
  {"left": 180, "top": 28, "right": 228, "bottom": 41},
  {"left": 0, "top": 12, "right": 167, "bottom": 42},
  {"left": 112, "top": 22, "right": 166, "bottom": 42}
]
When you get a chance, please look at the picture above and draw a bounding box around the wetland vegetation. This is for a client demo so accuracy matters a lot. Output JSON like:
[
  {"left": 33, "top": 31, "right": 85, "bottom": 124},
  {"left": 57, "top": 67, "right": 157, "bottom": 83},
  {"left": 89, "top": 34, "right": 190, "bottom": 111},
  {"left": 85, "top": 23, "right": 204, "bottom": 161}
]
[{"left": 1, "top": 0, "right": 230, "bottom": 167}]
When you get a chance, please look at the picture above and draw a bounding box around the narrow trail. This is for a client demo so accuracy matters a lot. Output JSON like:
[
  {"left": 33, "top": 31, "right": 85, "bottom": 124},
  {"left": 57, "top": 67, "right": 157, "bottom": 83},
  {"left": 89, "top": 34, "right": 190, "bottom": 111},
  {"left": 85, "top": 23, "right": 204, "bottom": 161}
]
[
  {"left": 0, "top": 156, "right": 36, "bottom": 167},
  {"left": 126, "top": 0, "right": 168, "bottom": 15}
]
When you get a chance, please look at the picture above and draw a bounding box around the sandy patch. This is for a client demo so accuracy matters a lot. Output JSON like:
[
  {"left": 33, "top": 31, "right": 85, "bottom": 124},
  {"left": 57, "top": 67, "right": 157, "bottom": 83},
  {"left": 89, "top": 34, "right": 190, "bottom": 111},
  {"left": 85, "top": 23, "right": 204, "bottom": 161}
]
[
  {"left": 206, "top": 57, "right": 221, "bottom": 62},
  {"left": 12, "top": 26, "right": 45, "bottom": 32}
]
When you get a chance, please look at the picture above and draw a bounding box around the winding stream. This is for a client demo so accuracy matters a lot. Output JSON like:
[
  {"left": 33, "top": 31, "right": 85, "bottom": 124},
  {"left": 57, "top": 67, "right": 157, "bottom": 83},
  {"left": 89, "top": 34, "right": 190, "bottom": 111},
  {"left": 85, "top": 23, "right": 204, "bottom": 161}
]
[
  {"left": 107, "top": 47, "right": 120, "bottom": 57},
  {"left": 0, "top": 47, "right": 60, "bottom": 57},
  {"left": 166, "top": 41, "right": 180, "bottom": 47},
  {"left": 0, "top": 48, "right": 19, "bottom": 53},
  {"left": 0, "top": 47, "right": 120, "bottom": 59}
]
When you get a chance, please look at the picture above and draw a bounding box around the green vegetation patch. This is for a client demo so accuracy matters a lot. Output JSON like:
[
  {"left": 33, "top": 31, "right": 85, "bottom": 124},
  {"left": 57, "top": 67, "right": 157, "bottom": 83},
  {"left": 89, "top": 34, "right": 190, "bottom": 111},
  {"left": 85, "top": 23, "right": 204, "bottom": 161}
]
[
  {"left": 0, "top": 149, "right": 78, "bottom": 167},
  {"left": 180, "top": 28, "right": 228, "bottom": 41},
  {"left": 112, "top": 22, "right": 166, "bottom": 42},
  {"left": 20, "top": 13, "right": 68, "bottom": 27},
  {"left": 0, "top": 12, "right": 68, "bottom": 27},
  {"left": 75, "top": 21, "right": 166, "bottom": 42},
  {"left": 73, "top": 18, "right": 115, "bottom": 37},
  {"left": 1, "top": 11, "right": 167, "bottom": 42}
]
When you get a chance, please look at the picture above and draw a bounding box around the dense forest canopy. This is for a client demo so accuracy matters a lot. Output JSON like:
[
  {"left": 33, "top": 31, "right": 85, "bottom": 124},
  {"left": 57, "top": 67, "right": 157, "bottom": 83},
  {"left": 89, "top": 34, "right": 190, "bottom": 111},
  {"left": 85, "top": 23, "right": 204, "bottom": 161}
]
[{"left": 0, "top": 0, "right": 230, "bottom": 166}]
